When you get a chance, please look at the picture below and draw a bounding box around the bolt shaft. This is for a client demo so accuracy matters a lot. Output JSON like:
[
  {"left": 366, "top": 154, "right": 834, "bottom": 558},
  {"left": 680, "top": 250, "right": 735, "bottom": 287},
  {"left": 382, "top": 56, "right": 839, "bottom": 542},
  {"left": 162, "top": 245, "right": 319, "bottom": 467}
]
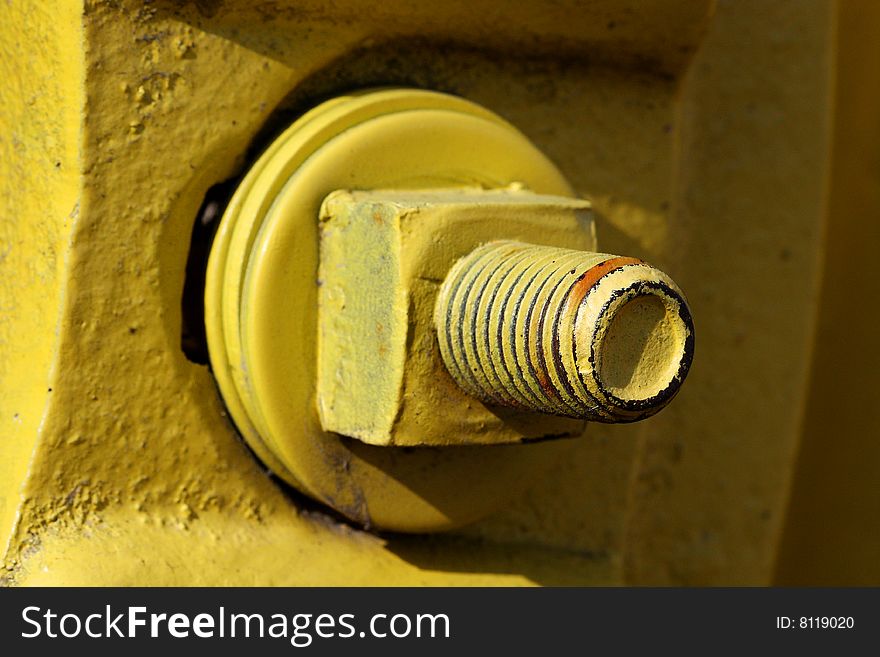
[{"left": 434, "top": 241, "right": 694, "bottom": 423}]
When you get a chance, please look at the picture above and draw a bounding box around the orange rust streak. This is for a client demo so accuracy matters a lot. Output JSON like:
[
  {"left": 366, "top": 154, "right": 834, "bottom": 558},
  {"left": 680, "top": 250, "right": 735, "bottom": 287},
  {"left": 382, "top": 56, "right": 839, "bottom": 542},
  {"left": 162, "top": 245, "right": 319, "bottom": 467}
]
[
  {"left": 564, "top": 257, "right": 643, "bottom": 314},
  {"left": 535, "top": 368, "right": 556, "bottom": 398}
]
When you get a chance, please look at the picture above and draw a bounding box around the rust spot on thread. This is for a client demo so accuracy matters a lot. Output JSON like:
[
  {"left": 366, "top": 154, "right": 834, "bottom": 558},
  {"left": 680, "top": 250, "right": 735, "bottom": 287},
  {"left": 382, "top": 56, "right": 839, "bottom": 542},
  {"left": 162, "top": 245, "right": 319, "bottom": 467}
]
[
  {"left": 564, "top": 257, "right": 643, "bottom": 313},
  {"left": 534, "top": 367, "right": 555, "bottom": 398}
]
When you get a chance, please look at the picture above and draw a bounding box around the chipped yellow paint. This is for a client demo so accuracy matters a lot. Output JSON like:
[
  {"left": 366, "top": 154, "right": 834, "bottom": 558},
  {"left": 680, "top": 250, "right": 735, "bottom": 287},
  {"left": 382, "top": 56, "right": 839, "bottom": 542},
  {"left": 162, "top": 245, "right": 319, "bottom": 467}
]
[
  {"left": 435, "top": 241, "right": 693, "bottom": 423},
  {"left": 1, "top": 0, "right": 853, "bottom": 586}
]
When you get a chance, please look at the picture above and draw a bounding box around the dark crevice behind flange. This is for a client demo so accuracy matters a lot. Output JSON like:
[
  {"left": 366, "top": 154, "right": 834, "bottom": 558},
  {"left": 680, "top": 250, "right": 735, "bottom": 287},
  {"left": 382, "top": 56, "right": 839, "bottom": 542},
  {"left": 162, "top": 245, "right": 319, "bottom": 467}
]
[{"left": 180, "top": 179, "right": 238, "bottom": 364}]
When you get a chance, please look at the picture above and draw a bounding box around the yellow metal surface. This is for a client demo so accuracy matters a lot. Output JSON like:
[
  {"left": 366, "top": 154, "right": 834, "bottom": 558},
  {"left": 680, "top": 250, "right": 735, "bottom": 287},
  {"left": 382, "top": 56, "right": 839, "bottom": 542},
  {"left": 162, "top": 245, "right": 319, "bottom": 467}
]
[
  {"left": 318, "top": 188, "right": 593, "bottom": 448},
  {"left": 774, "top": 0, "right": 880, "bottom": 586},
  {"left": 0, "top": 0, "right": 85, "bottom": 565},
  {"left": 2, "top": 0, "right": 861, "bottom": 586}
]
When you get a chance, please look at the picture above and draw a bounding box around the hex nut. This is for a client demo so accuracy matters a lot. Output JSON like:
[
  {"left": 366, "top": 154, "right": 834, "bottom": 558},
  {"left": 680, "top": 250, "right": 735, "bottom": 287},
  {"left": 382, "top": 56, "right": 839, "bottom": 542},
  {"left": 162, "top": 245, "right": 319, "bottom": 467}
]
[{"left": 317, "top": 187, "right": 596, "bottom": 446}]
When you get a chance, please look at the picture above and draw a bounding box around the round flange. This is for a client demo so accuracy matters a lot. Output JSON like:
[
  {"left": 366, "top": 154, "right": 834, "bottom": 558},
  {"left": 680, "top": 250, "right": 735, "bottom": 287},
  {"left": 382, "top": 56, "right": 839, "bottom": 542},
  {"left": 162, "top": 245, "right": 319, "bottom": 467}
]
[{"left": 205, "top": 88, "right": 577, "bottom": 532}]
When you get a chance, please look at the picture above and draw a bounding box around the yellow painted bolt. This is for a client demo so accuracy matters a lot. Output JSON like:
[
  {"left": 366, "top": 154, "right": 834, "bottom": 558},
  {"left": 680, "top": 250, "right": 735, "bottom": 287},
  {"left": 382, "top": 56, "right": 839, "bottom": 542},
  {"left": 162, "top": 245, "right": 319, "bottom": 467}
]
[{"left": 434, "top": 241, "right": 694, "bottom": 423}]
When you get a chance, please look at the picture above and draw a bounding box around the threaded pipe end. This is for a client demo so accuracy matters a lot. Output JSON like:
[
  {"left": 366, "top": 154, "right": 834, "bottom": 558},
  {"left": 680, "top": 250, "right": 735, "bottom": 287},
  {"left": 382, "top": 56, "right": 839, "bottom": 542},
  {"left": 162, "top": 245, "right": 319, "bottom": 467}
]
[{"left": 434, "top": 241, "right": 694, "bottom": 422}]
